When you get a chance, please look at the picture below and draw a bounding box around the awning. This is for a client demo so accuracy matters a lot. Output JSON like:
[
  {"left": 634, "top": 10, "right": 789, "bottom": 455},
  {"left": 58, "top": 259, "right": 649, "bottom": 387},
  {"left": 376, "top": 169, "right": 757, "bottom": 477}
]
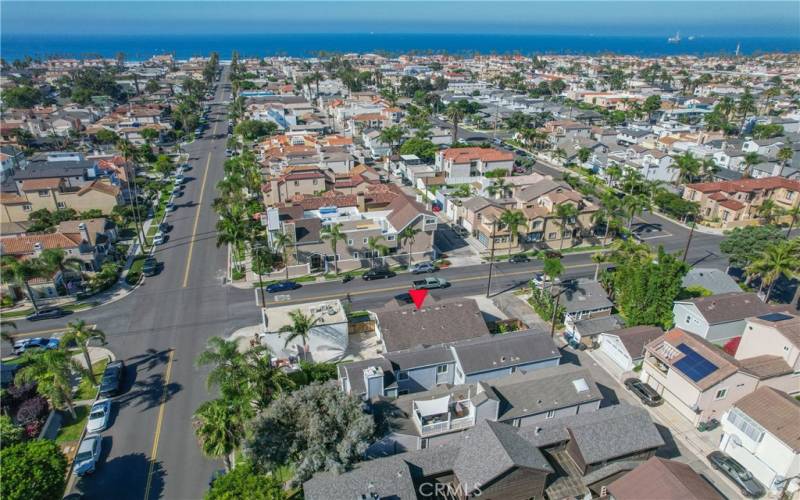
[{"left": 415, "top": 395, "right": 450, "bottom": 417}]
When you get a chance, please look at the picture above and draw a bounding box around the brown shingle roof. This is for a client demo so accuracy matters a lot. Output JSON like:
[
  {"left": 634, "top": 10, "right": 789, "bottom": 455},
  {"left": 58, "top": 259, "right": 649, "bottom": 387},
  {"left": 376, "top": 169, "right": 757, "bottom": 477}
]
[
  {"left": 386, "top": 193, "right": 430, "bottom": 232},
  {"left": 608, "top": 457, "right": 724, "bottom": 500},
  {"left": 20, "top": 178, "right": 62, "bottom": 191},
  {"left": 734, "top": 387, "right": 800, "bottom": 452},
  {"left": 736, "top": 355, "right": 793, "bottom": 379},
  {"left": 613, "top": 325, "right": 664, "bottom": 360}
]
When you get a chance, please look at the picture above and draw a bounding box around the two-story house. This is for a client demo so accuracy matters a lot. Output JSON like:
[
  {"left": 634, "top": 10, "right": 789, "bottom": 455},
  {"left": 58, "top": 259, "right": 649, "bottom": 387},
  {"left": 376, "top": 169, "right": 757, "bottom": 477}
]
[
  {"left": 673, "top": 292, "right": 778, "bottom": 342},
  {"left": 435, "top": 147, "right": 514, "bottom": 182}
]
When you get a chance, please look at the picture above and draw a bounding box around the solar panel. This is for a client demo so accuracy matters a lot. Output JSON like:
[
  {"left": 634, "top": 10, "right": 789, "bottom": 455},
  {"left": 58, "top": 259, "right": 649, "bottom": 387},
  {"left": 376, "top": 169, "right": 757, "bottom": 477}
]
[
  {"left": 674, "top": 343, "right": 718, "bottom": 382},
  {"left": 757, "top": 312, "right": 794, "bottom": 322}
]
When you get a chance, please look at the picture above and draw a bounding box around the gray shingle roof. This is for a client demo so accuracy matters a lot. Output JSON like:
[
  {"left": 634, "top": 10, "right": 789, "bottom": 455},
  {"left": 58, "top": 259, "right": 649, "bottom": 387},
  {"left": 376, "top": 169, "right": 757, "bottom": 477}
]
[
  {"left": 557, "top": 279, "right": 613, "bottom": 314},
  {"left": 571, "top": 314, "right": 626, "bottom": 337},
  {"left": 566, "top": 406, "right": 665, "bottom": 464},
  {"left": 451, "top": 330, "right": 560, "bottom": 375},
  {"left": 682, "top": 267, "right": 743, "bottom": 295}
]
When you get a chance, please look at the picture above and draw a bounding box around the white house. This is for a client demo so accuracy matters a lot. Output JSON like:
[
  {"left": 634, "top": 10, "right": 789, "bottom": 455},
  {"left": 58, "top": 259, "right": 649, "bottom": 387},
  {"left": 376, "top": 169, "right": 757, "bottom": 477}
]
[
  {"left": 719, "top": 387, "right": 800, "bottom": 495},
  {"left": 598, "top": 325, "right": 663, "bottom": 373},
  {"left": 259, "top": 300, "right": 349, "bottom": 363}
]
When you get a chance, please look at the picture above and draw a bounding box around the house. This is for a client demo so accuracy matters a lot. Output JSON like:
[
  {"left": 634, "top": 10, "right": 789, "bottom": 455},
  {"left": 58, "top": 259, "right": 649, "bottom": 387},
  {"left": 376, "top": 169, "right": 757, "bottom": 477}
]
[
  {"left": 672, "top": 292, "right": 777, "bottom": 342},
  {"left": 559, "top": 279, "right": 614, "bottom": 323},
  {"left": 304, "top": 403, "right": 665, "bottom": 500},
  {"left": 681, "top": 267, "right": 742, "bottom": 295},
  {"left": 565, "top": 313, "right": 625, "bottom": 347},
  {"left": 607, "top": 457, "right": 725, "bottom": 500},
  {"left": 339, "top": 329, "right": 561, "bottom": 398},
  {"left": 435, "top": 147, "right": 514, "bottom": 181},
  {"left": 735, "top": 312, "right": 800, "bottom": 395},
  {"left": 719, "top": 387, "right": 800, "bottom": 494},
  {"left": 369, "top": 364, "right": 604, "bottom": 454},
  {"left": 617, "top": 128, "right": 657, "bottom": 146},
  {"left": 598, "top": 325, "right": 664, "bottom": 373},
  {"left": 257, "top": 299, "right": 348, "bottom": 363},
  {"left": 640, "top": 328, "right": 795, "bottom": 425},
  {"left": 683, "top": 177, "right": 800, "bottom": 228}
]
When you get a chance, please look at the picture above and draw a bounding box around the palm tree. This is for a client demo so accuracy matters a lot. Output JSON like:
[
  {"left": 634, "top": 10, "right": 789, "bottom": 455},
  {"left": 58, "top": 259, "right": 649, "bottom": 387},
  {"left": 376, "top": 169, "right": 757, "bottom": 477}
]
[
  {"left": 605, "top": 164, "right": 623, "bottom": 188},
  {"left": 592, "top": 251, "right": 607, "bottom": 281},
  {"left": 757, "top": 199, "right": 783, "bottom": 225},
  {"left": 747, "top": 240, "right": 800, "bottom": 303},
  {"left": 737, "top": 87, "right": 756, "bottom": 132},
  {"left": 542, "top": 257, "right": 564, "bottom": 287},
  {"left": 399, "top": 226, "right": 421, "bottom": 269},
  {"left": 445, "top": 102, "right": 465, "bottom": 145},
  {"left": 742, "top": 152, "right": 761, "bottom": 178},
  {"left": 674, "top": 152, "right": 700, "bottom": 185},
  {"left": 593, "top": 193, "right": 623, "bottom": 246},
  {"left": 378, "top": 125, "right": 404, "bottom": 157},
  {"left": 117, "top": 139, "right": 145, "bottom": 248},
  {"left": 320, "top": 223, "right": 345, "bottom": 276},
  {"left": 1, "top": 256, "right": 44, "bottom": 313},
  {"left": 500, "top": 209, "right": 528, "bottom": 257},
  {"left": 62, "top": 320, "right": 106, "bottom": 385},
  {"left": 271, "top": 231, "right": 293, "bottom": 280},
  {"left": 486, "top": 178, "right": 511, "bottom": 199},
  {"left": 216, "top": 209, "right": 250, "bottom": 272},
  {"left": 39, "top": 248, "right": 83, "bottom": 287},
  {"left": 196, "top": 337, "right": 249, "bottom": 400},
  {"left": 699, "top": 158, "right": 719, "bottom": 182},
  {"left": 242, "top": 348, "right": 295, "bottom": 410},
  {"left": 622, "top": 194, "right": 649, "bottom": 230},
  {"left": 16, "top": 349, "right": 84, "bottom": 418},
  {"left": 777, "top": 146, "right": 794, "bottom": 168},
  {"left": 783, "top": 205, "right": 800, "bottom": 239},
  {"left": 278, "top": 309, "right": 322, "bottom": 361},
  {"left": 366, "top": 236, "right": 389, "bottom": 268},
  {"left": 193, "top": 398, "right": 250, "bottom": 471},
  {"left": 554, "top": 203, "right": 579, "bottom": 251}
]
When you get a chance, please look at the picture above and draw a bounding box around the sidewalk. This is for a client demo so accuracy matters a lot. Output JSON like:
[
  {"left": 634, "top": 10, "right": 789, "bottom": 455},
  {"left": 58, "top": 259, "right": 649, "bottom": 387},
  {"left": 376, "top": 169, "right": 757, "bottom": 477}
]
[{"left": 492, "top": 292, "right": 550, "bottom": 333}]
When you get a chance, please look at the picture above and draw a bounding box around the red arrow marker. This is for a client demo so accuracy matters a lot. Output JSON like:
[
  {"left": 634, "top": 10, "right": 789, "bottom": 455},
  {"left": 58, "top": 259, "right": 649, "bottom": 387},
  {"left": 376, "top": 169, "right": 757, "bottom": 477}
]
[{"left": 408, "top": 289, "right": 428, "bottom": 309}]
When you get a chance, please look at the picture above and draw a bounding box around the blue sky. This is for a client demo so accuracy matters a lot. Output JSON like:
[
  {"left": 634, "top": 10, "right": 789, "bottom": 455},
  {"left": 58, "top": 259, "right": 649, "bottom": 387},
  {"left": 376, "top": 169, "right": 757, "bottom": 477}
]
[{"left": 3, "top": 1, "right": 799, "bottom": 37}]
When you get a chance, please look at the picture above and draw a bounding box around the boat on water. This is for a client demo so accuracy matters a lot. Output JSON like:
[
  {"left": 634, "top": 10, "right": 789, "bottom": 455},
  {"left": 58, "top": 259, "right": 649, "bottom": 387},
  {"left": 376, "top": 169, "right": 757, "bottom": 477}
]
[{"left": 668, "top": 32, "right": 681, "bottom": 44}]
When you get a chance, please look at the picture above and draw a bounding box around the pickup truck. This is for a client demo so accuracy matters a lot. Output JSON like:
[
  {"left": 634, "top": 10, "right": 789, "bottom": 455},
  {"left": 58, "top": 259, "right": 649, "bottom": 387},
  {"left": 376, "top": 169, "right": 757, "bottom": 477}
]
[{"left": 412, "top": 277, "right": 450, "bottom": 290}]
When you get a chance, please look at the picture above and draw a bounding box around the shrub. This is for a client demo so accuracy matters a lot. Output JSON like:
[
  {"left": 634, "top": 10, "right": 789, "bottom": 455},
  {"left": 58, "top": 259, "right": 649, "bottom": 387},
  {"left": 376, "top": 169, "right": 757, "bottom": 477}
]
[
  {"left": 0, "top": 440, "right": 67, "bottom": 500},
  {"left": 0, "top": 415, "right": 24, "bottom": 449},
  {"left": 528, "top": 285, "right": 566, "bottom": 327},
  {"left": 125, "top": 270, "right": 142, "bottom": 286},
  {"left": 6, "top": 383, "right": 37, "bottom": 404},
  {"left": 24, "top": 420, "right": 44, "bottom": 439},
  {"left": 15, "top": 396, "right": 49, "bottom": 425}
]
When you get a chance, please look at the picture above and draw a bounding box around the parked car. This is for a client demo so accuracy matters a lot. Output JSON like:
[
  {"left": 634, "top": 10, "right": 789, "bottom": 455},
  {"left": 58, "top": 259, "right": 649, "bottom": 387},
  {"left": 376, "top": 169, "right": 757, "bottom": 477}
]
[
  {"left": 171, "top": 186, "right": 182, "bottom": 196},
  {"left": 166, "top": 202, "right": 176, "bottom": 212},
  {"left": 411, "top": 262, "right": 439, "bottom": 274},
  {"left": 159, "top": 222, "right": 172, "bottom": 233},
  {"left": 74, "top": 434, "right": 102, "bottom": 476},
  {"left": 544, "top": 250, "right": 563, "bottom": 259},
  {"left": 26, "top": 307, "right": 70, "bottom": 322},
  {"left": 509, "top": 254, "right": 530, "bottom": 263},
  {"left": 265, "top": 281, "right": 301, "bottom": 293},
  {"left": 86, "top": 398, "right": 111, "bottom": 433},
  {"left": 153, "top": 232, "right": 166, "bottom": 245},
  {"left": 531, "top": 272, "right": 546, "bottom": 288},
  {"left": 13, "top": 337, "right": 60, "bottom": 355},
  {"left": 363, "top": 269, "right": 397, "bottom": 281},
  {"left": 451, "top": 225, "right": 470, "bottom": 238},
  {"left": 142, "top": 257, "right": 159, "bottom": 277},
  {"left": 412, "top": 277, "right": 450, "bottom": 290},
  {"left": 623, "top": 378, "right": 663, "bottom": 407},
  {"left": 707, "top": 451, "right": 765, "bottom": 498},
  {"left": 174, "top": 174, "right": 185, "bottom": 184},
  {"left": 99, "top": 360, "right": 125, "bottom": 397}
]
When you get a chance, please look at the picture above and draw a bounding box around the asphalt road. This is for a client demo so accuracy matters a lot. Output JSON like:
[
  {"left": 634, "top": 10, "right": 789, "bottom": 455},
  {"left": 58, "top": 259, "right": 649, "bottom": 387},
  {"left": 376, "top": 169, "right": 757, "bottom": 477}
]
[{"left": 6, "top": 75, "right": 733, "bottom": 499}]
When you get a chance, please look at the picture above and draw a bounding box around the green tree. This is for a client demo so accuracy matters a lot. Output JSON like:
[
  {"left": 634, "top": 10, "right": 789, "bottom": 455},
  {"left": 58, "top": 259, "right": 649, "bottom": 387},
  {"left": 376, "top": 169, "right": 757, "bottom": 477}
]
[
  {"left": 0, "top": 256, "right": 44, "bottom": 313},
  {"left": 196, "top": 337, "right": 251, "bottom": 401},
  {"left": 366, "top": 235, "right": 389, "bottom": 268},
  {"left": 62, "top": 319, "right": 106, "bottom": 385},
  {"left": 216, "top": 207, "right": 251, "bottom": 272},
  {"left": 486, "top": 177, "right": 511, "bottom": 198},
  {"left": 246, "top": 382, "right": 374, "bottom": 485},
  {"left": 554, "top": 203, "right": 579, "bottom": 251},
  {"left": 0, "top": 439, "right": 67, "bottom": 500},
  {"left": 399, "top": 226, "right": 421, "bottom": 268},
  {"left": 0, "top": 415, "right": 24, "bottom": 449},
  {"left": 445, "top": 102, "right": 466, "bottom": 145},
  {"left": 278, "top": 309, "right": 323, "bottom": 360},
  {"left": 194, "top": 398, "right": 252, "bottom": 471},
  {"left": 234, "top": 120, "right": 278, "bottom": 141},
  {"left": 757, "top": 199, "right": 784, "bottom": 225},
  {"left": 500, "top": 209, "right": 527, "bottom": 257},
  {"left": 747, "top": 240, "right": 800, "bottom": 303},
  {"left": 94, "top": 128, "right": 119, "bottom": 144},
  {"left": 377, "top": 125, "right": 404, "bottom": 156},
  {"left": 320, "top": 223, "right": 345, "bottom": 276},
  {"left": 742, "top": 152, "right": 761, "bottom": 178},
  {"left": 720, "top": 225, "right": 784, "bottom": 270},
  {"left": 398, "top": 137, "right": 437, "bottom": 162},
  {"left": 152, "top": 154, "right": 174, "bottom": 177},
  {"left": 622, "top": 194, "right": 649, "bottom": 230},
  {"left": 737, "top": 87, "right": 757, "bottom": 131},
  {"left": 543, "top": 257, "right": 564, "bottom": 286},
  {"left": 206, "top": 460, "right": 286, "bottom": 500},
  {"left": 39, "top": 248, "right": 83, "bottom": 285},
  {"left": 674, "top": 152, "right": 700, "bottom": 185},
  {"left": 271, "top": 231, "right": 293, "bottom": 280},
  {"left": 643, "top": 95, "right": 662, "bottom": 122},
  {"left": 141, "top": 127, "right": 160, "bottom": 144},
  {"left": 2, "top": 86, "right": 43, "bottom": 108},
  {"left": 15, "top": 349, "right": 83, "bottom": 418},
  {"left": 145, "top": 79, "right": 160, "bottom": 94},
  {"left": 577, "top": 147, "right": 591, "bottom": 164},
  {"left": 777, "top": 146, "right": 793, "bottom": 167}
]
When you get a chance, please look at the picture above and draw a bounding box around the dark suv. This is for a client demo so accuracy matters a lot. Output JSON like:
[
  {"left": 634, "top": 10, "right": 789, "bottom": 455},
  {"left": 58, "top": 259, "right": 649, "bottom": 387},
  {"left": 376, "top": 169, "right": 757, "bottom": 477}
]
[
  {"left": 624, "top": 378, "right": 663, "bottom": 407},
  {"left": 99, "top": 360, "right": 125, "bottom": 397},
  {"left": 362, "top": 269, "right": 396, "bottom": 281},
  {"left": 707, "top": 451, "right": 765, "bottom": 498}
]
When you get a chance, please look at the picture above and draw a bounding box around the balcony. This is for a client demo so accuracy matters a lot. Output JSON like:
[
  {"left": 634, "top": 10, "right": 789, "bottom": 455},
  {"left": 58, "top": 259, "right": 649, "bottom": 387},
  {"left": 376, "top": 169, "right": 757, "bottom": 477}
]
[{"left": 412, "top": 395, "right": 475, "bottom": 437}]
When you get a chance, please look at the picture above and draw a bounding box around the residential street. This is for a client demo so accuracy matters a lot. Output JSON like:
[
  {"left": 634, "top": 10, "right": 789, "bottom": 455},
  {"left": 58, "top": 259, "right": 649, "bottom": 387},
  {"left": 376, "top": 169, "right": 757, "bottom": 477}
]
[{"left": 6, "top": 71, "right": 735, "bottom": 500}]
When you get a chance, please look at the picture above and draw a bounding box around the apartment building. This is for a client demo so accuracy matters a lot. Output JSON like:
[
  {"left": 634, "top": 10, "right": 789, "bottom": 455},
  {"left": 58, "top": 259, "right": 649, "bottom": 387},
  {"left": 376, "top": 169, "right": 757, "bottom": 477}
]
[{"left": 434, "top": 147, "right": 514, "bottom": 181}]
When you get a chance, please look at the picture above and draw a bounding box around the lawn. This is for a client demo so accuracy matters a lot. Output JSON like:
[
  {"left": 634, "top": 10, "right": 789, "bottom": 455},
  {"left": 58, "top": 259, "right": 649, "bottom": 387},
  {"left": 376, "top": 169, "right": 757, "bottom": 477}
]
[
  {"left": 126, "top": 256, "right": 148, "bottom": 285},
  {"left": 55, "top": 405, "right": 89, "bottom": 445},
  {"left": 75, "top": 359, "right": 109, "bottom": 401}
]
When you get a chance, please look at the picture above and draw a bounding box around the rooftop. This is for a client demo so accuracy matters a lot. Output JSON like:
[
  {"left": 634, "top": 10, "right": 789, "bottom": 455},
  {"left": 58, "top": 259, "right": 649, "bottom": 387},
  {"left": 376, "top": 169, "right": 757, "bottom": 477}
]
[{"left": 264, "top": 299, "right": 347, "bottom": 333}]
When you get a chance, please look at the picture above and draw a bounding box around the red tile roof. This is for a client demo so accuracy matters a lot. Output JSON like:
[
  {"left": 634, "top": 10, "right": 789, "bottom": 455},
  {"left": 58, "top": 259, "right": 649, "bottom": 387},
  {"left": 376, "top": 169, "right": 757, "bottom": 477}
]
[
  {"left": 1, "top": 233, "right": 81, "bottom": 255},
  {"left": 688, "top": 177, "right": 800, "bottom": 194},
  {"left": 441, "top": 147, "right": 513, "bottom": 163},
  {"left": 718, "top": 199, "right": 745, "bottom": 211}
]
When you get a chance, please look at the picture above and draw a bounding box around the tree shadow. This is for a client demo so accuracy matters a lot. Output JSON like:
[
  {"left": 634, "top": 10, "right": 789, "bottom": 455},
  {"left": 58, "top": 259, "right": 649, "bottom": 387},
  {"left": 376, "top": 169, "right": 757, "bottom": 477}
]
[
  {"left": 654, "top": 423, "right": 681, "bottom": 460},
  {"left": 116, "top": 372, "right": 182, "bottom": 412},
  {"left": 73, "top": 453, "right": 165, "bottom": 500}
]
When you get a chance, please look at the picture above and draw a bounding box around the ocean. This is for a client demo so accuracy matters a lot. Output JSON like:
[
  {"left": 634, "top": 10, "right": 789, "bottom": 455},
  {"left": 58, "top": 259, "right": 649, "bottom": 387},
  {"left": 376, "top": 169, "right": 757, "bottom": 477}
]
[{"left": 3, "top": 33, "right": 798, "bottom": 61}]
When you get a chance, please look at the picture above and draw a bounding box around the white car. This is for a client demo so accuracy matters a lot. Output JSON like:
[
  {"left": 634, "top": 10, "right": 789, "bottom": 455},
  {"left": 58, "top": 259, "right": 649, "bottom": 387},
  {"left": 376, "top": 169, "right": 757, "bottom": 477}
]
[
  {"left": 86, "top": 398, "right": 111, "bottom": 433},
  {"left": 174, "top": 174, "right": 185, "bottom": 184},
  {"left": 153, "top": 232, "right": 165, "bottom": 245},
  {"left": 74, "top": 434, "right": 102, "bottom": 476}
]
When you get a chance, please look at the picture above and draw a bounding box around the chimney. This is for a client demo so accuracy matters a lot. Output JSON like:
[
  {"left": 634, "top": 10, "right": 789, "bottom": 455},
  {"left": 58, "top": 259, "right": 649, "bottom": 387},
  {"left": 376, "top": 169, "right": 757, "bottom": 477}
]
[
  {"left": 78, "top": 222, "right": 91, "bottom": 244},
  {"left": 362, "top": 365, "right": 384, "bottom": 400},
  {"left": 33, "top": 242, "right": 43, "bottom": 257}
]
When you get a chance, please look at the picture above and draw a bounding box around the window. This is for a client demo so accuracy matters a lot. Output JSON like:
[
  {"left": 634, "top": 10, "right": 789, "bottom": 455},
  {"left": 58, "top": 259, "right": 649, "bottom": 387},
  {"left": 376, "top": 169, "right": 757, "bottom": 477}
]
[
  {"left": 38, "top": 190, "right": 49, "bottom": 197},
  {"left": 548, "top": 232, "right": 557, "bottom": 239},
  {"left": 436, "top": 365, "right": 448, "bottom": 374},
  {"left": 22, "top": 204, "right": 32, "bottom": 212},
  {"left": 363, "top": 238, "right": 369, "bottom": 244},
  {"left": 56, "top": 202, "right": 66, "bottom": 209},
  {"left": 546, "top": 410, "right": 555, "bottom": 419},
  {"left": 387, "top": 235, "right": 396, "bottom": 241},
  {"left": 347, "top": 239, "right": 354, "bottom": 245},
  {"left": 293, "top": 180, "right": 299, "bottom": 186},
  {"left": 786, "top": 191, "right": 795, "bottom": 201},
  {"left": 715, "top": 388, "right": 728, "bottom": 400},
  {"left": 312, "top": 179, "right": 318, "bottom": 185},
  {"left": 352, "top": 252, "right": 359, "bottom": 259},
  {"left": 397, "top": 371, "right": 408, "bottom": 381}
]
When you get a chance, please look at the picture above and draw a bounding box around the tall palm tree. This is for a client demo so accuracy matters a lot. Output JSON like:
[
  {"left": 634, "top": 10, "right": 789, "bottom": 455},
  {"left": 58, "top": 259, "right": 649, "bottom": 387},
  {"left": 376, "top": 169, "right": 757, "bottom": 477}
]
[
  {"left": 271, "top": 231, "right": 293, "bottom": 280},
  {"left": 216, "top": 209, "right": 250, "bottom": 272},
  {"left": 593, "top": 193, "right": 623, "bottom": 246},
  {"left": 622, "top": 194, "right": 649, "bottom": 230},
  {"left": 592, "top": 251, "right": 608, "bottom": 281},
  {"left": 445, "top": 102, "right": 465, "bottom": 145},
  {"left": 742, "top": 152, "right": 761, "bottom": 178},
  {"left": 699, "top": 158, "right": 719, "bottom": 182},
  {"left": 542, "top": 257, "right": 564, "bottom": 286},
  {"left": 499, "top": 209, "right": 527, "bottom": 257},
  {"left": 674, "top": 152, "right": 700, "bottom": 185},
  {"left": 320, "top": 223, "right": 345, "bottom": 275},
  {"left": 605, "top": 164, "right": 623, "bottom": 187},
  {"left": 757, "top": 199, "right": 783, "bottom": 225},
  {"left": 196, "top": 337, "right": 249, "bottom": 400},
  {"left": 117, "top": 139, "right": 145, "bottom": 247},
  {"left": 62, "top": 320, "right": 106, "bottom": 385},
  {"left": 366, "top": 236, "right": 389, "bottom": 268},
  {"left": 777, "top": 146, "right": 794, "bottom": 169},
  {"left": 747, "top": 240, "right": 800, "bottom": 303},
  {"left": 16, "top": 349, "right": 84, "bottom": 418},
  {"left": 378, "top": 125, "right": 404, "bottom": 157},
  {"left": 486, "top": 178, "right": 511, "bottom": 199},
  {"left": 399, "top": 226, "right": 421, "bottom": 269},
  {"left": 193, "top": 398, "right": 250, "bottom": 471},
  {"left": 783, "top": 205, "right": 800, "bottom": 239},
  {"left": 242, "top": 347, "right": 295, "bottom": 410},
  {"left": 554, "top": 203, "right": 579, "bottom": 251},
  {"left": 1, "top": 256, "right": 44, "bottom": 313},
  {"left": 39, "top": 248, "right": 83, "bottom": 286},
  {"left": 278, "top": 309, "right": 322, "bottom": 360}
]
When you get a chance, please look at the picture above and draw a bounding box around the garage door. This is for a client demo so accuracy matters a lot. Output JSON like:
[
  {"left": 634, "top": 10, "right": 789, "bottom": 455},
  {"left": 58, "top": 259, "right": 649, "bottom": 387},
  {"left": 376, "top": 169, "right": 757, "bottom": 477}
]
[{"left": 599, "top": 335, "right": 631, "bottom": 372}]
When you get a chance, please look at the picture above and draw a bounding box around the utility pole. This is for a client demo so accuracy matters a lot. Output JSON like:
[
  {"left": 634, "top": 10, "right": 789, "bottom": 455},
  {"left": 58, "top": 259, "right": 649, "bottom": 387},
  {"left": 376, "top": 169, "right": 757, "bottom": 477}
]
[
  {"left": 485, "top": 220, "right": 497, "bottom": 298},
  {"left": 682, "top": 215, "right": 696, "bottom": 263}
]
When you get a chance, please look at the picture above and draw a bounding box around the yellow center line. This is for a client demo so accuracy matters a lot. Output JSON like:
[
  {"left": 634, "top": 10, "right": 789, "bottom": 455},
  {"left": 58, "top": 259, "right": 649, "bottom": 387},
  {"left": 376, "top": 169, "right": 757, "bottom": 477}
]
[
  {"left": 272, "top": 262, "right": 597, "bottom": 306},
  {"left": 143, "top": 348, "right": 175, "bottom": 500},
  {"left": 2, "top": 324, "right": 97, "bottom": 339},
  {"left": 182, "top": 119, "right": 219, "bottom": 288}
]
